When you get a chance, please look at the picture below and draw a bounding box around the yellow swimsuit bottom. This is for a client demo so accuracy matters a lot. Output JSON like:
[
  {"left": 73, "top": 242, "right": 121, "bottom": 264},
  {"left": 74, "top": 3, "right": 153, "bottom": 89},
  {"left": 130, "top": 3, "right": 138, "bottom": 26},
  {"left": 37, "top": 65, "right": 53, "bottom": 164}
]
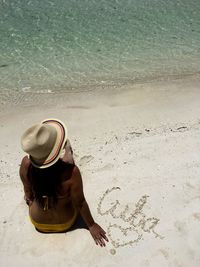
[{"left": 29, "top": 208, "right": 78, "bottom": 233}]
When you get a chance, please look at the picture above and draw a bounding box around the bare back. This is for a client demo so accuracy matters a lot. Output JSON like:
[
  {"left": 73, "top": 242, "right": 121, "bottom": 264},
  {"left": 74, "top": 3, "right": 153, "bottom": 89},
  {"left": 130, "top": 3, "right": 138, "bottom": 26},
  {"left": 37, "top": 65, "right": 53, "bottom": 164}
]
[{"left": 20, "top": 156, "right": 79, "bottom": 224}]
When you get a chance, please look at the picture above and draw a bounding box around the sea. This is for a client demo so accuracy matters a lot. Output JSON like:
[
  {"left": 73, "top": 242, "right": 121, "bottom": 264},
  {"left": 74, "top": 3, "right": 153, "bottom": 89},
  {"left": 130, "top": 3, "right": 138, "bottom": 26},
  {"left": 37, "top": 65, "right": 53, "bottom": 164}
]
[{"left": 0, "top": 0, "right": 200, "bottom": 100}]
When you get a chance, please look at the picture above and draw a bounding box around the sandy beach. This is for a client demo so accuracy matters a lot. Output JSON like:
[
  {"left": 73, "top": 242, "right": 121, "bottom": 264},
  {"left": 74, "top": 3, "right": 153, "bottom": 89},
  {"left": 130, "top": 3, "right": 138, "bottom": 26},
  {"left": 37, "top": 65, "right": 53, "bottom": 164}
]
[{"left": 0, "top": 75, "right": 200, "bottom": 267}]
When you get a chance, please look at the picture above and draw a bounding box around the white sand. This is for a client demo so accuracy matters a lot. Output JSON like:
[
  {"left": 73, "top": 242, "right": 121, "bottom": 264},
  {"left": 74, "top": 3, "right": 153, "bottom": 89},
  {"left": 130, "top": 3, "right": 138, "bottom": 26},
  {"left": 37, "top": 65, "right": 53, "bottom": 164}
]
[{"left": 0, "top": 76, "right": 200, "bottom": 267}]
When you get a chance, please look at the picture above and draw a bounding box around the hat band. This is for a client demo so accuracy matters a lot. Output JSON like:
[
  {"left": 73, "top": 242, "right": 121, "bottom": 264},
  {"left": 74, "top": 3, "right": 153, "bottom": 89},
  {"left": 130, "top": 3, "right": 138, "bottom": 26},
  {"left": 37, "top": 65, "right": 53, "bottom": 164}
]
[{"left": 39, "top": 120, "right": 65, "bottom": 167}]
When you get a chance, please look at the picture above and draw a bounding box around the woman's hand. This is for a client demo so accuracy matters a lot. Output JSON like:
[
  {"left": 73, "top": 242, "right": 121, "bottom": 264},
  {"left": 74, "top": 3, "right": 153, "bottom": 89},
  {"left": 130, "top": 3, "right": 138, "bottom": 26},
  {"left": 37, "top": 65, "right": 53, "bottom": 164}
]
[{"left": 89, "top": 223, "right": 109, "bottom": 247}]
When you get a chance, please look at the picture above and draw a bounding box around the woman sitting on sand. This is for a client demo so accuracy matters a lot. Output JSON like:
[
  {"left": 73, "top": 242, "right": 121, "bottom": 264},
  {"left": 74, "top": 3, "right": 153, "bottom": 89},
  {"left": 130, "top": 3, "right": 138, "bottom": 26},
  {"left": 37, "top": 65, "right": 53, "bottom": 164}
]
[{"left": 19, "top": 118, "right": 108, "bottom": 247}]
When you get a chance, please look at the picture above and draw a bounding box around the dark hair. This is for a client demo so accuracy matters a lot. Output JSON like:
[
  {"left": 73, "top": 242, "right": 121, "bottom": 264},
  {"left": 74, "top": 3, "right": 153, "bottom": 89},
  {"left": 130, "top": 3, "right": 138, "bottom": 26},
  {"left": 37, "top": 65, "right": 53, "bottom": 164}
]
[{"left": 28, "top": 159, "right": 74, "bottom": 208}]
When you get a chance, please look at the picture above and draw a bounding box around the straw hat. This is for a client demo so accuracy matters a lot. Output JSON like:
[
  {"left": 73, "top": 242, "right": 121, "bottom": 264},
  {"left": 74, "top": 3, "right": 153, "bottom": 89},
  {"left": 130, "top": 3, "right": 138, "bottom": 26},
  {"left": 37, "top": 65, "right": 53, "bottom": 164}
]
[{"left": 21, "top": 119, "right": 67, "bottom": 168}]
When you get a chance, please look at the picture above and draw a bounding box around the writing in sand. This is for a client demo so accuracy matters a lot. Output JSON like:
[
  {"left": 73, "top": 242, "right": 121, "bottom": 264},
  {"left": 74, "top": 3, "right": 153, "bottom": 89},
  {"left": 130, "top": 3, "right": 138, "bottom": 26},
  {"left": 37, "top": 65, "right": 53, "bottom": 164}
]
[{"left": 97, "top": 187, "right": 164, "bottom": 249}]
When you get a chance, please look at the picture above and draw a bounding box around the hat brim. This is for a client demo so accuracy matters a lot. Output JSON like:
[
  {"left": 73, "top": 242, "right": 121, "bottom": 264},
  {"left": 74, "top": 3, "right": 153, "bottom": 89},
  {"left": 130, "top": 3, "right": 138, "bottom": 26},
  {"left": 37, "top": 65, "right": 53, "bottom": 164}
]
[{"left": 30, "top": 119, "right": 67, "bottom": 168}]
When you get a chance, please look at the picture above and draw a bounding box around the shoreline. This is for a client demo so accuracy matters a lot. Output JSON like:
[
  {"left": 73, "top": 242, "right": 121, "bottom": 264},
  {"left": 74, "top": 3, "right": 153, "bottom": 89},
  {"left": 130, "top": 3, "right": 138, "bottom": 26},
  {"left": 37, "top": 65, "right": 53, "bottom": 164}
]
[{"left": 1, "top": 73, "right": 200, "bottom": 115}]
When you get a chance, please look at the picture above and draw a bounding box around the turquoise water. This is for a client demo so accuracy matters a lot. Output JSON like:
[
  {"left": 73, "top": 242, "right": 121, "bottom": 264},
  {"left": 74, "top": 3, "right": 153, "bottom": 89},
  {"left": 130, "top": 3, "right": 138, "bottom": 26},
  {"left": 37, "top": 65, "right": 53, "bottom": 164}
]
[{"left": 0, "top": 0, "right": 200, "bottom": 95}]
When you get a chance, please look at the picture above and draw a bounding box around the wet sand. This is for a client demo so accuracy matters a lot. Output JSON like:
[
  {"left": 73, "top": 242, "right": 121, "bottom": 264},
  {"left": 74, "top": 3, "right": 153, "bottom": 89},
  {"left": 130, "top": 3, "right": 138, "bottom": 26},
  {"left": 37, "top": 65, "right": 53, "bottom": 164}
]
[{"left": 0, "top": 76, "right": 200, "bottom": 267}]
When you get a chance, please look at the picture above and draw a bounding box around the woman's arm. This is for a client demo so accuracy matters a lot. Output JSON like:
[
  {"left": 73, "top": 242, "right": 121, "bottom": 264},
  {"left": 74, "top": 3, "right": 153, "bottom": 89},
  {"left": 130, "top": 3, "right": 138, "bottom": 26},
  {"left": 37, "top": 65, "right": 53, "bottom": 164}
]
[
  {"left": 70, "top": 166, "right": 108, "bottom": 247},
  {"left": 19, "top": 156, "right": 34, "bottom": 205}
]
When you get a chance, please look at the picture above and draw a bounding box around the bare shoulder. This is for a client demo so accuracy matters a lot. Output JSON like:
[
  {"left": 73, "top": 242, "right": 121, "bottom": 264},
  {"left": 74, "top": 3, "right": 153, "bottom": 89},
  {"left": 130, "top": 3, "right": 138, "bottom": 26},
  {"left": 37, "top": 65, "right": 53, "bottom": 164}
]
[
  {"left": 19, "top": 156, "right": 30, "bottom": 177},
  {"left": 21, "top": 155, "right": 30, "bottom": 165},
  {"left": 71, "top": 165, "right": 82, "bottom": 180},
  {"left": 60, "top": 164, "right": 81, "bottom": 195},
  {"left": 70, "top": 165, "right": 83, "bottom": 188}
]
